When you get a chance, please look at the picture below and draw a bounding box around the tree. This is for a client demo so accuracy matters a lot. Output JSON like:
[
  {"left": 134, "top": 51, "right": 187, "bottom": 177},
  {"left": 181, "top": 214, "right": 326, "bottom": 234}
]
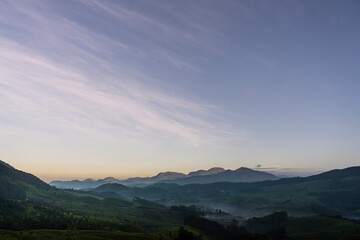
[{"left": 177, "top": 226, "right": 198, "bottom": 240}]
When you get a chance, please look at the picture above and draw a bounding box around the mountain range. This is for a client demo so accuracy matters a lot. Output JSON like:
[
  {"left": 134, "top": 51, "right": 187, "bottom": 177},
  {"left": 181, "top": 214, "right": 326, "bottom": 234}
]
[
  {"left": 50, "top": 167, "right": 279, "bottom": 189},
  {"left": 87, "top": 166, "right": 360, "bottom": 217},
  {"left": 1, "top": 160, "right": 360, "bottom": 218}
]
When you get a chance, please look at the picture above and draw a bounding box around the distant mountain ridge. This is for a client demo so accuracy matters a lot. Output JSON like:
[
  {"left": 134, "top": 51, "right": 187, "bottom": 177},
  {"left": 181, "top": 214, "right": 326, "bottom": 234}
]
[
  {"left": 50, "top": 166, "right": 278, "bottom": 189},
  {"left": 87, "top": 166, "right": 360, "bottom": 217},
  {"left": 1, "top": 160, "right": 360, "bottom": 217},
  {"left": 188, "top": 167, "right": 226, "bottom": 176},
  {"left": 125, "top": 171, "right": 187, "bottom": 184},
  {"left": 161, "top": 167, "right": 278, "bottom": 185}
]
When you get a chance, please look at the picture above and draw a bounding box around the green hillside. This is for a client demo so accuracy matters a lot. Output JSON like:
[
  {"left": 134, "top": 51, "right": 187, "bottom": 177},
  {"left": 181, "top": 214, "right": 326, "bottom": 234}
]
[
  {"left": 1, "top": 160, "right": 360, "bottom": 240},
  {"left": 87, "top": 166, "right": 360, "bottom": 217},
  {"left": 0, "top": 160, "right": 50, "bottom": 200},
  {"left": 0, "top": 161, "right": 183, "bottom": 233}
]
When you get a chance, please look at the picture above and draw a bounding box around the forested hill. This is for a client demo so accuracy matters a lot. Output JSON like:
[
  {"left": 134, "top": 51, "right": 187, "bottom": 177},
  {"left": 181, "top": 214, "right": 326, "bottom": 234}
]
[
  {"left": 88, "top": 166, "right": 360, "bottom": 217},
  {"left": 0, "top": 160, "right": 50, "bottom": 199}
]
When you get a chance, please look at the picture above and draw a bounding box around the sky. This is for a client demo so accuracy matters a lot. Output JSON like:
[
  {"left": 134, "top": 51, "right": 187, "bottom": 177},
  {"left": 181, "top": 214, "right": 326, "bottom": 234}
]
[{"left": 0, "top": 0, "right": 359, "bottom": 181}]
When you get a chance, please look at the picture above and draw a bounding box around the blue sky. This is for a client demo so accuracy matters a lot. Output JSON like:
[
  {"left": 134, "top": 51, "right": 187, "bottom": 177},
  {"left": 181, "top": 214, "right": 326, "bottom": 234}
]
[{"left": 0, "top": 0, "right": 359, "bottom": 181}]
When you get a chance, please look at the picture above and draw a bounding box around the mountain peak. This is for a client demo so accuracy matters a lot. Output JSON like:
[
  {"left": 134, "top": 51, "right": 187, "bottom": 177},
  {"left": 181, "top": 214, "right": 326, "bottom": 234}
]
[
  {"left": 208, "top": 167, "right": 225, "bottom": 172},
  {"left": 235, "top": 167, "right": 253, "bottom": 172},
  {"left": 103, "top": 177, "right": 118, "bottom": 182},
  {"left": 155, "top": 172, "right": 186, "bottom": 180},
  {"left": 188, "top": 167, "right": 225, "bottom": 177},
  {"left": 84, "top": 178, "right": 95, "bottom": 182}
]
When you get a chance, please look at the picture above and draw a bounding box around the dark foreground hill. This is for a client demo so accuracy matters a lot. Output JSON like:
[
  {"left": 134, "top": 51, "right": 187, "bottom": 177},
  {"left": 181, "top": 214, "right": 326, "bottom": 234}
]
[
  {"left": 0, "top": 160, "right": 183, "bottom": 232},
  {"left": 88, "top": 166, "right": 360, "bottom": 217},
  {"left": 0, "top": 160, "right": 50, "bottom": 199}
]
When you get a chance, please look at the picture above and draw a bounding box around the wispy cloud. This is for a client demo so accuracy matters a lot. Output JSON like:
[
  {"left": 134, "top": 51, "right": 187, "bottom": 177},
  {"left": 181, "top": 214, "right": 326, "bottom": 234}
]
[
  {"left": 0, "top": 39, "right": 217, "bottom": 143},
  {"left": 0, "top": 0, "right": 250, "bottom": 147}
]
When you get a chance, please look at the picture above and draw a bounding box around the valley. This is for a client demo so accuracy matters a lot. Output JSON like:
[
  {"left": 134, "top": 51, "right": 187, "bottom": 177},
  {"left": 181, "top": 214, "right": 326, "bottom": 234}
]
[{"left": 1, "top": 160, "right": 359, "bottom": 239}]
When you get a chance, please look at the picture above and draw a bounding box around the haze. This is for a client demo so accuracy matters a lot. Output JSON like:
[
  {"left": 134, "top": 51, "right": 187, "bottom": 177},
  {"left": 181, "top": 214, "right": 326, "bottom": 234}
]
[{"left": 0, "top": 0, "right": 359, "bottom": 181}]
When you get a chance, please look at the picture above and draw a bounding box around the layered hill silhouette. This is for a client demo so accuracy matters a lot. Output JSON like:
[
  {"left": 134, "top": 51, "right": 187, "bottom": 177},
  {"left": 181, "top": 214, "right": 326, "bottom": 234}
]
[
  {"left": 86, "top": 166, "right": 360, "bottom": 217},
  {"left": 50, "top": 167, "right": 278, "bottom": 189},
  {"left": 1, "top": 160, "right": 360, "bottom": 217}
]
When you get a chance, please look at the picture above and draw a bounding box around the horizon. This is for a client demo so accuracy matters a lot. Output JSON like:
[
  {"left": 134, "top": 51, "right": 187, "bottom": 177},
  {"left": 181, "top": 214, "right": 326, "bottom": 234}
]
[
  {"left": 3, "top": 159, "right": 329, "bottom": 182},
  {"left": 42, "top": 168, "right": 328, "bottom": 183},
  {"left": 1, "top": 0, "right": 360, "bottom": 181}
]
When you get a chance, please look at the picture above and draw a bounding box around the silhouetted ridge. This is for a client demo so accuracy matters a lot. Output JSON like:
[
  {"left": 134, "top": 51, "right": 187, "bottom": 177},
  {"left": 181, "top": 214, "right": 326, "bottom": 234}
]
[
  {"left": 0, "top": 160, "right": 15, "bottom": 169},
  {"left": 92, "top": 183, "right": 129, "bottom": 192},
  {"left": 50, "top": 166, "right": 279, "bottom": 189},
  {"left": 0, "top": 160, "right": 49, "bottom": 189},
  {"left": 154, "top": 172, "right": 186, "bottom": 179},
  {"left": 161, "top": 167, "right": 278, "bottom": 184},
  {"left": 307, "top": 166, "right": 360, "bottom": 180},
  {"left": 188, "top": 167, "right": 225, "bottom": 177},
  {"left": 0, "top": 160, "right": 51, "bottom": 200}
]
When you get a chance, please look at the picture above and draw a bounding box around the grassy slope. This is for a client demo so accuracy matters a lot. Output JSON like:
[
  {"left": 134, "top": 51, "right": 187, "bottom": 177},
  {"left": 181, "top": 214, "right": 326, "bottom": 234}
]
[
  {"left": 0, "top": 161, "right": 184, "bottom": 234},
  {"left": 1, "top": 180, "right": 183, "bottom": 231}
]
